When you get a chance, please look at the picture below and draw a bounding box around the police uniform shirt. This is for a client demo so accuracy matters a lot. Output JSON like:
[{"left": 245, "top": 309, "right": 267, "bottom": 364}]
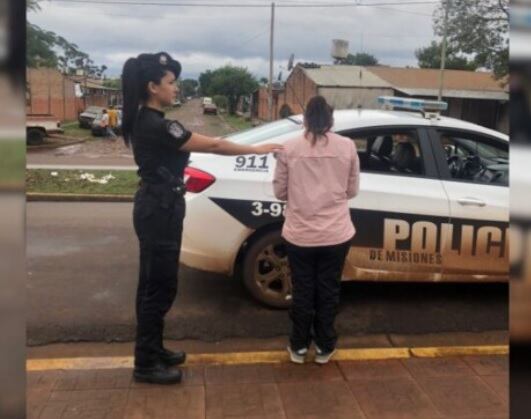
[{"left": 132, "top": 106, "right": 192, "bottom": 184}]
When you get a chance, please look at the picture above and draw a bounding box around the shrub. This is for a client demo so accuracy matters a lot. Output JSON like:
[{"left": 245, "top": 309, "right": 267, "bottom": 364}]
[{"left": 213, "top": 95, "right": 228, "bottom": 110}]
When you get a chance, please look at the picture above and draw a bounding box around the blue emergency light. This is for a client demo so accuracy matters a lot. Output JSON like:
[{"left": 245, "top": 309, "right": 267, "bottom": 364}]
[
  {"left": 511, "top": 7, "right": 531, "bottom": 29},
  {"left": 377, "top": 96, "right": 448, "bottom": 112}
]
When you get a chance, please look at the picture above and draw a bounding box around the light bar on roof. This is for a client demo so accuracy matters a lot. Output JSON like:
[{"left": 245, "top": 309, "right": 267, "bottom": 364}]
[{"left": 377, "top": 96, "right": 448, "bottom": 112}]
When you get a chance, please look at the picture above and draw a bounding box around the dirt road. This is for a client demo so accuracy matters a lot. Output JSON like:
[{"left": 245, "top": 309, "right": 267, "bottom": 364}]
[{"left": 26, "top": 99, "right": 235, "bottom": 167}]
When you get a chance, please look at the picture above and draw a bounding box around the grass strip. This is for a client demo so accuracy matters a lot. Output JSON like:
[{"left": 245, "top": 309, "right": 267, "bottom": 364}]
[
  {"left": 26, "top": 169, "right": 138, "bottom": 195},
  {"left": 0, "top": 139, "right": 25, "bottom": 188},
  {"left": 223, "top": 114, "right": 254, "bottom": 131},
  {"left": 60, "top": 120, "right": 102, "bottom": 140}
]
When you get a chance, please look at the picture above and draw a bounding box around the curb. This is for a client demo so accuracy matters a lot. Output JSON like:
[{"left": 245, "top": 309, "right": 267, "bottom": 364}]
[
  {"left": 27, "top": 193, "right": 134, "bottom": 202},
  {"left": 410, "top": 345, "right": 508, "bottom": 357},
  {"left": 26, "top": 345, "right": 508, "bottom": 371}
]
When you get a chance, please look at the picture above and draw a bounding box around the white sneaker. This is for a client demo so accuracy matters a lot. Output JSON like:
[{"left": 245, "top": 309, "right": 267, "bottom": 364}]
[
  {"left": 314, "top": 346, "right": 336, "bottom": 364},
  {"left": 287, "top": 346, "right": 308, "bottom": 364}
]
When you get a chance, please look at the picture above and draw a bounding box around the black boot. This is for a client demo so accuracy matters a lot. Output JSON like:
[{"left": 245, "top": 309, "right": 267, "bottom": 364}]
[
  {"left": 133, "top": 362, "right": 182, "bottom": 384},
  {"left": 159, "top": 348, "right": 187, "bottom": 366}
]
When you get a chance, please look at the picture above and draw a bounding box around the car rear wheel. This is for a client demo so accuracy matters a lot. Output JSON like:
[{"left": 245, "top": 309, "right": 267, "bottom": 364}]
[
  {"left": 242, "top": 230, "right": 292, "bottom": 308},
  {"left": 27, "top": 128, "right": 45, "bottom": 146}
]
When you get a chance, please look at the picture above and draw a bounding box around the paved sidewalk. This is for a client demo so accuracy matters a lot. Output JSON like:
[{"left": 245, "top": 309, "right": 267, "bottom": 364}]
[{"left": 27, "top": 354, "right": 508, "bottom": 418}]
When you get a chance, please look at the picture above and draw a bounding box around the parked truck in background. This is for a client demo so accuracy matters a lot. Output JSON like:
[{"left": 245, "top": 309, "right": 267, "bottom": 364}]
[{"left": 26, "top": 114, "right": 64, "bottom": 146}]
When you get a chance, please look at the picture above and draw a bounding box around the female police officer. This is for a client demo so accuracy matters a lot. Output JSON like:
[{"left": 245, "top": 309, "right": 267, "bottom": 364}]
[{"left": 122, "top": 52, "right": 282, "bottom": 384}]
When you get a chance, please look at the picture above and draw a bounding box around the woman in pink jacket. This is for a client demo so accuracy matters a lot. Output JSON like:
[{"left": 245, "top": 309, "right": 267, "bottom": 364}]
[{"left": 273, "top": 96, "right": 360, "bottom": 364}]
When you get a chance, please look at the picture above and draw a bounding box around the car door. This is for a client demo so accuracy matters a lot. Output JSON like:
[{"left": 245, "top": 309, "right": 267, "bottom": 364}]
[
  {"left": 427, "top": 128, "right": 509, "bottom": 279},
  {"left": 335, "top": 126, "right": 450, "bottom": 281}
]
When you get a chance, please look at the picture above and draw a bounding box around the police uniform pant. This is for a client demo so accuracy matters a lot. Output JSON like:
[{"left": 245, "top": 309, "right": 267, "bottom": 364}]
[
  {"left": 285, "top": 239, "right": 351, "bottom": 353},
  {"left": 133, "top": 186, "right": 185, "bottom": 368}
]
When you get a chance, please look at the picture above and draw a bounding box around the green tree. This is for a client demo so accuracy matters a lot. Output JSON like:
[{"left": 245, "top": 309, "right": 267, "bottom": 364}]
[
  {"left": 181, "top": 79, "right": 198, "bottom": 97},
  {"left": 27, "top": 0, "right": 41, "bottom": 11},
  {"left": 344, "top": 52, "right": 378, "bottom": 66},
  {"left": 27, "top": 0, "right": 103, "bottom": 75},
  {"left": 213, "top": 95, "right": 229, "bottom": 111},
  {"left": 415, "top": 41, "right": 478, "bottom": 71},
  {"left": 104, "top": 78, "right": 122, "bottom": 90},
  {"left": 27, "top": 23, "right": 59, "bottom": 68},
  {"left": 198, "top": 70, "right": 214, "bottom": 96},
  {"left": 433, "top": 0, "right": 508, "bottom": 78},
  {"left": 200, "top": 66, "right": 259, "bottom": 114}
]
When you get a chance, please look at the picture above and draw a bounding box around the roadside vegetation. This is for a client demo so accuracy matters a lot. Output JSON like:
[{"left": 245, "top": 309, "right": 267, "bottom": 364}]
[
  {"left": 0, "top": 140, "right": 25, "bottom": 189},
  {"left": 61, "top": 121, "right": 96, "bottom": 140},
  {"left": 223, "top": 114, "right": 254, "bottom": 132},
  {"left": 27, "top": 169, "right": 138, "bottom": 195}
]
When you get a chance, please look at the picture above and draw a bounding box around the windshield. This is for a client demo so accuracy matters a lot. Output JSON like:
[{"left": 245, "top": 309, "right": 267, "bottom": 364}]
[
  {"left": 86, "top": 107, "right": 103, "bottom": 113},
  {"left": 457, "top": 138, "right": 508, "bottom": 161},
  {"left": 223, "top": 118, "right": 302, "bottom": 145}
]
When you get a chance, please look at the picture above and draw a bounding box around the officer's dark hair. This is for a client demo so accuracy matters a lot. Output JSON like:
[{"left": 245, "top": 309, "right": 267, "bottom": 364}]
[
  {"left": 304, "top": 95, "right": 334, "bottom": 146},
  {"left": 121, "top": 53, "right": 181, "bottom": 147}
]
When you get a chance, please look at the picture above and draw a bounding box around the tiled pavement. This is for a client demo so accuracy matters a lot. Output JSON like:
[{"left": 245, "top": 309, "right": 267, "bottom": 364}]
[{"left": 27, "top": 355, "right": 508, "bottom": 419}]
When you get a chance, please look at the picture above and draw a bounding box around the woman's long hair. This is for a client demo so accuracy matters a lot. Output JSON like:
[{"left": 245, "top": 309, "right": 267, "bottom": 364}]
[
  {"left": 121, "top": 57, "right": 168, "bottom": 147},
  {"left": 303, "top": 95, "right": 334, "bottom": 146}
]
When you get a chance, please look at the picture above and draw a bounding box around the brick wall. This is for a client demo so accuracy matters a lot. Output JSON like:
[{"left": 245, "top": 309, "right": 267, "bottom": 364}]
[
  {"left": 26, "top": 68, "right": 78, "bottom": 122},
  {"left": 276, "top": 66, "right": 318, "bottom": 118},
  {"left": 255, "top": 67, "right": 318, "bottom": 121},
  {"left": 75, "top": 94, "right": 110, "bottom": 114},
  {"left": 256, "top": 87, "right": 285, "bottom": 121}
]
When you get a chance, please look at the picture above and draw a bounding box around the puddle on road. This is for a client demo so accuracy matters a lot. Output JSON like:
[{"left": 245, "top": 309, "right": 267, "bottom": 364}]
[
  {"left": 27, "top": 234, "right": 119, "bottom": 258},
  {"left": 54, "top": 145, "right": 82, "bottom": 156}
]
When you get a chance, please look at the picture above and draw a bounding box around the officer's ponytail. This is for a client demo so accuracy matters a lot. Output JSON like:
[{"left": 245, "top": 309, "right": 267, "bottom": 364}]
[
  {"left": 121, "top": 58, "right": 142, "bottom": 147},
  {"left": 121, "top": 54, "right": 172, "bottom": 147}
]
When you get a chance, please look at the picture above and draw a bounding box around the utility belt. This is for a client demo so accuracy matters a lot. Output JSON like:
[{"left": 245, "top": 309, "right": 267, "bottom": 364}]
[{"left": 138, "top": 179, "right": 186, "bottom": 209}]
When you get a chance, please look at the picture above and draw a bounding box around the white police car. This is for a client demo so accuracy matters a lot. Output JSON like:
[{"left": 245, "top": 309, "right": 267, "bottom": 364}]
[{"left": 181, "top": 97, "right": 509, "bottom": 308}]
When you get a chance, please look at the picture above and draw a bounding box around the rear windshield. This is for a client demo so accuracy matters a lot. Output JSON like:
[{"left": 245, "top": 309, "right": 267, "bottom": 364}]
[{"left": 224, "top": 118, "right": 302, "bottom": 145}]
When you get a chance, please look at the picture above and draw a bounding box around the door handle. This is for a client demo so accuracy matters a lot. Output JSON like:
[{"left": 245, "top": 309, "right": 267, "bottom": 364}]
[{"left": 457, "top": 197, "right": 486, "bottom": 207}]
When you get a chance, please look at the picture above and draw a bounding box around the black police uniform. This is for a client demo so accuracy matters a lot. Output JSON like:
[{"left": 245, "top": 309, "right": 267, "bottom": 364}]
[{"left": 131, "top": 106, "right": 192, "bottom": 368}]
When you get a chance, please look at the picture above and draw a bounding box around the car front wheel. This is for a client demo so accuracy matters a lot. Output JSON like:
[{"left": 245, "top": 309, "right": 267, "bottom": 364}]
[{"left": 242, "top": 230, "right": 292, "bottom": 308}]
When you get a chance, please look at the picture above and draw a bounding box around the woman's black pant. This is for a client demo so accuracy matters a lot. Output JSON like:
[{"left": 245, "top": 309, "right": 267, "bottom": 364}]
[
  {"left": 285, "top": 239, "right": 351, "bottom": 353},
  {"left": 133, "top": 186, "right": 185, "bottom": 368}
]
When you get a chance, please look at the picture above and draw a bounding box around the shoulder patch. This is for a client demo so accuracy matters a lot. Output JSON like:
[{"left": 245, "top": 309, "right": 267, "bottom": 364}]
[{"left": 167, "top": 120, "right": 186, "bottom": 140}]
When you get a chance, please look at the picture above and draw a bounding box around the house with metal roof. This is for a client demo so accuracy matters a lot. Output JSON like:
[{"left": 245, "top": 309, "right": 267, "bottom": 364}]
[{"left": 253, "top": 64, "right": 508, "bottom": 132}]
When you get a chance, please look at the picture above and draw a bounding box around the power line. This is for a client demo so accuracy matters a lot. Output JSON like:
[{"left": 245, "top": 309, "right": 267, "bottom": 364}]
[
  {"left": 50, "top": 0, "right": 439, "bottom": 8},
  {"left": 239, "top": 29, "right": 271, "bottom": 47}
]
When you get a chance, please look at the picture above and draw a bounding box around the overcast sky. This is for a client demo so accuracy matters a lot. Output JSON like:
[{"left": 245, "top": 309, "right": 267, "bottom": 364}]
[{"left": 28, "top": 0, "right": 440, "bottom": 80}]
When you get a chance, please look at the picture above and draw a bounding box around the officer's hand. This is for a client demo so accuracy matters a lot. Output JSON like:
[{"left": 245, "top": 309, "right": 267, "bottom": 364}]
[{"left": 254, "top": 143, "right": 284, "bottom": 155}]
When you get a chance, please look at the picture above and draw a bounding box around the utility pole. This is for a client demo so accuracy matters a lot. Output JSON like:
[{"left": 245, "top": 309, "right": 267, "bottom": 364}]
[
  {"left": 438, "top": 0, "right": 450, "bottom": 101},
  {"left": 268, "top": 2, "right": 275, "bottom": 121}
]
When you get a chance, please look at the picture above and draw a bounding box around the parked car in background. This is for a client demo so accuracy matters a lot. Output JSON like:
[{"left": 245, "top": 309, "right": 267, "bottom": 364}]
[
  {"left": 203, "top": 101, "right": 218, "bottom": 115},
  {"left": 26, "top": 114, "right": 64, "bottom": 145},
  {"left": 173, "top": 99, "right": 182, "bottom": 107},
  {"left": 78, "top": 106, "right": 105, "bottom": 128}
]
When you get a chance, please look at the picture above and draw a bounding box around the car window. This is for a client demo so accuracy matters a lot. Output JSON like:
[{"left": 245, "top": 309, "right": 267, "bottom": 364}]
[
  {"left": 343, "top": 129, "right": 424, "bottom": 176},
  {"left": 439, "top": 130, "right": 508, "bottom": 186},
  {"left": 223, "top": 119, "right": 303, "bottom": 145},
  {"left": 86, "top": 107, "right": 102, "bottom": 113}
]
